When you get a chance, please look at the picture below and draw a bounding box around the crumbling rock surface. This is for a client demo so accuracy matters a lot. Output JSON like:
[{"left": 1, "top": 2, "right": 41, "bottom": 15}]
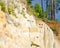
[{"left": 0, "top": 0, "right": 59, "bottom": 48}]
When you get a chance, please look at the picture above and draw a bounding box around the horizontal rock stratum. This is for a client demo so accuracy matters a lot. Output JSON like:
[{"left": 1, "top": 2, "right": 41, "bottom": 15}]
[{"left": 0, "top": 0, "right": 59, "bottom": 48}]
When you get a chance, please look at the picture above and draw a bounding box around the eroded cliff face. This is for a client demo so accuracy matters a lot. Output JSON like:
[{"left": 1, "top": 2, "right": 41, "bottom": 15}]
[{"left": 0, "top": 0, "right": 59, "bottom": 48}]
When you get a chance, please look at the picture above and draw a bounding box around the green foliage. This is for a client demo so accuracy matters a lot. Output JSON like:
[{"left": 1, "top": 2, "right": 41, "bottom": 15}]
[
  {"left": 22, "top": 9, "right": 27, "bottom": 18},
  {"left": 27, "top": 0, "right": 32, "bottom": 5},
  {"left": 44, "top": 11, "right": 47, "bottom": 18},
  {"left": 33, "top": 3, "right": 47, "bottom": 18},
  {"left": 8, "top": 7, "right": 17, "bottom": 18},
  {"left": 33, "top": 3, "right": 42, "bottom": 18},
  {"left": 26, "top": 0, "right": 34, "bottom": 15},
  {"left": 8, "top": 7, "right": 13, "bottom": 14},
  {"left": 7, "top": 2, "right": 18, "bottom": 18},
  {"left": 23, "top": 13, "right": 27, "bottom": 18},
  {"left": 26, "top": 0, "right": 47, "bottom": 19},
  {"left": 0, "top": 2, "right": 5, "bottom": 12}
]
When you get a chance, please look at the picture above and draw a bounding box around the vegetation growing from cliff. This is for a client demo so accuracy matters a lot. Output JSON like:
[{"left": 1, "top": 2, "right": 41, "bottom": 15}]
[{"left": 0, "top": 2, "right": 5, "bottom": 12}]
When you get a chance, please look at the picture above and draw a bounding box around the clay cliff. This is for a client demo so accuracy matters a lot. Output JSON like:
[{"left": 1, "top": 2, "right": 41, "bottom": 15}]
[{"left": 0, "top": 0, "right": 60, "bottom": 48}]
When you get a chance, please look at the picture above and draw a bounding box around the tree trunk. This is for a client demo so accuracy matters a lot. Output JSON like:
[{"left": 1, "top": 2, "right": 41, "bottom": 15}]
[
  {"left": 51, "top": 0, "right": 55, "bottom": 20},
  {"left": 46, "top": 0, "right": 49, "bottom": 18},
  {"left": 41, "top": 0, "right": 44, "bottom": 16}
]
